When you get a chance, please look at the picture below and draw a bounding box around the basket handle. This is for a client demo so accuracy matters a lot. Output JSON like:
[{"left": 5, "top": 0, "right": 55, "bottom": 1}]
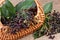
[
  {"left": 34, "top": 0, "right": 42, "bottom": 16},
  {"left": 34, "top": 0, "right": 43, "bottom": 13}
]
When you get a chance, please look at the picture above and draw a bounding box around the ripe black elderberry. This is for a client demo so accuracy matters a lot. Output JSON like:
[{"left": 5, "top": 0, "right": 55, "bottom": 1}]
[{"left": 1, "top": 6, "right": 37, "bottom": 34}]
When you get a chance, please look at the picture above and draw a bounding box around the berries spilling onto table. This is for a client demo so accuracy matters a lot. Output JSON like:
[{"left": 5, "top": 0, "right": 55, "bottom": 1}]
[
  {"left": 48, "top": 10, "right": 60, "bottom": 34},
  {"left": 45, "top": 10, "right": 60, "bottom": 39},
  {"left": 33, "top": 10, "right": 60, "bottom": 39}
]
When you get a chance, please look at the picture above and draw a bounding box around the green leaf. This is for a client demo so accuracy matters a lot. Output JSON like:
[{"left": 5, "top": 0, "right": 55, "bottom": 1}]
[
  {"left": 33, "top": 30, "right": 40, "bottom": 39},
  {"left": 15, "top": 0, "right": 36, "bottom": 12},
  {"left": 43, "top": 2, "right": 53, "bottom": 14},
  {"left": 0, "top": 7, "right": 1, "bottom": 20},
  {"left": 5, "top": 0, "right": 16, "bottom": 17},
  {"left": 33, "top": 25, "right": 45, "bottom": 39},
  {"left": 1, "top": 4, "right": 10, "bottom": 19},
  {"left": 1, "top": 0, "right": 16, "bottom": 19},
  {"left": 33, "top": 21, "right": 49, "bottom": 39}
]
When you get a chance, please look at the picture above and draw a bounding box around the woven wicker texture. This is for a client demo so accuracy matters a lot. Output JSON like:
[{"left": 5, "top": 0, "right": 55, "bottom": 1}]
[{"left": 0, "top": 0, "right": 45, "bottom": 40}]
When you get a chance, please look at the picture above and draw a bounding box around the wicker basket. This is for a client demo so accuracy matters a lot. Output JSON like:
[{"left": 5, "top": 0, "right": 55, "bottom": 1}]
[{"left": 0, "top": 0, "right": 45, "bottom": 40}]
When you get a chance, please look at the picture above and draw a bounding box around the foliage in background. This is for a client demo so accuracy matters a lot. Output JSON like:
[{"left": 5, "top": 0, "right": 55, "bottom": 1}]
[{"left": 33, "top": 2, "right": 53, "bottom": 39}]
